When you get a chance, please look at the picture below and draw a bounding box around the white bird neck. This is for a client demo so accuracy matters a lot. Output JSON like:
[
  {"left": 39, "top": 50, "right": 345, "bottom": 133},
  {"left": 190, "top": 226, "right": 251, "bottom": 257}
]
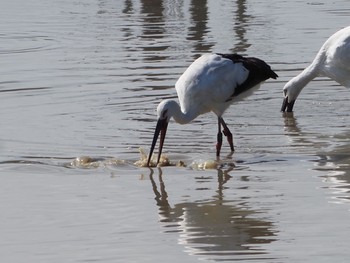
[
  {"left": 172, "top": 101, "right": 198, "bottom": 124},
  {"left": 286, "top": 49, "right": 325, "bottom": 98},
  {"left": 158, "top": 99, "right": 197, "bottom": 125},
  {"left": 293, "top": 63, "right": 319, "bottom": 87}
]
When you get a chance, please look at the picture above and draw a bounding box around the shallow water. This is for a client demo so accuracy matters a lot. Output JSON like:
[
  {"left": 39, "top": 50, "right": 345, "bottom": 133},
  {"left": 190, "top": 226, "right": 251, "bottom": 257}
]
[{"left": 1, "top": 0, "right": 350, "bottom": 262}]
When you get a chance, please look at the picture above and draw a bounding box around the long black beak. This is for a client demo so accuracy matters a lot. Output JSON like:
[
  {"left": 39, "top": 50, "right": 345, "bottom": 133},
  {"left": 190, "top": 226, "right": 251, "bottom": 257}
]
[
  {"left": 281, "top": 97, "right": 295, "bottom": 112},
  {"left": 147, "top": 118, "right": 168, "bottom": 167}
]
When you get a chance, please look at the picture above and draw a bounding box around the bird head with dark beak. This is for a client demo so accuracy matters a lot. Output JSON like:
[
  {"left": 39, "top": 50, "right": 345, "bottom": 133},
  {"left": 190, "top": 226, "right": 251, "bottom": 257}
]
[
  {"left": 147, "top": 103, "right": 170, "bottom": 167},
  {"left": 281, "top": 77, "right": 303, "bottom": 112}
]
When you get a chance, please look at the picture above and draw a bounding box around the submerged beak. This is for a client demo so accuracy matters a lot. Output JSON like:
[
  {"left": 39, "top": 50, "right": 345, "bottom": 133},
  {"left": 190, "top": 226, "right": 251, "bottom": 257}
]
[
  {"left": 281, "top": 96, "right": 295, "bottom": 112},
  {"left": 147, "top": 118, "right": 169, "bottom": 167}
]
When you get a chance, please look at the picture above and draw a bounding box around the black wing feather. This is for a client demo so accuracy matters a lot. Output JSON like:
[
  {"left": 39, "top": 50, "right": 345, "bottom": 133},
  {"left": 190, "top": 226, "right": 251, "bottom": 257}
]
[{"left": 216, "top": 53, "right": 278, "bottom": 97}]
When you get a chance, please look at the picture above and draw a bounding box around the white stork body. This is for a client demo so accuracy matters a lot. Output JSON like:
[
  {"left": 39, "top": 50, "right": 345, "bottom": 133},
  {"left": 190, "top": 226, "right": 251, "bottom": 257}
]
[
  {"left": 147, "top": 53, "right": 278, "bottom": 166},
  {"left": 176, "top": 54, "right": 250, "bottom": 120},
  {"left": 282, "top": 26, "right": 350, "bottom": 112}
]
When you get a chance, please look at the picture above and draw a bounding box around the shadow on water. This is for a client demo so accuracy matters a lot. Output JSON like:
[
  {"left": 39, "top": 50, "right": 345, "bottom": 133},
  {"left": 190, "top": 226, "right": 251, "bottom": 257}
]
[
  {"left": 187, "top": 0, "right": 213, "bottom": 54},
  {"left": 148, "top": 168, "right": 277, "bottom": 261},
  {"left": 140, "top": 0, "right": 167, "bottom": 59},
  {"left": 283, "top": 112, "right": 350, "bottom": 203},
  {"left": 315, "top": 133, "right": 350, "bottom": 203},
  {"left": 231, "top": 0, "right": 251, "bottom": 54}
]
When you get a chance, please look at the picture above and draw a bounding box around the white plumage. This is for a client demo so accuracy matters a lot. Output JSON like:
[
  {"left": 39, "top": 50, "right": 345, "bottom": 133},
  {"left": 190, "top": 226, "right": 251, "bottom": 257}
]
[
  {"left": 282, "top": 26, "right": 350, "bottom": 112},
  {"left": 176, "top": 54, "right": 249, "bottom": 118},
  {"left": 147, "top": 53, "right": 278, "bottom": 166}
]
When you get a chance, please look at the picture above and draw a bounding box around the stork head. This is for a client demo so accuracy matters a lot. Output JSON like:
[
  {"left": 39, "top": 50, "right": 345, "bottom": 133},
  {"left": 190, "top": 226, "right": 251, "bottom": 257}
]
[
  {"left": 281, "top": 77, "right": 303, "bottom": 112},
  {"left": 146, "top": 100, "right": 174, "bottom": 167}
]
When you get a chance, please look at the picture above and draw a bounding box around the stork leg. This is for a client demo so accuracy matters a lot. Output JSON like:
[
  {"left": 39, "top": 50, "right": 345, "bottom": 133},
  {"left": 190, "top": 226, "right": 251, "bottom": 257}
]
[
  {"left": 216, "top": 118, "right": 223, "bottom": 157},
  {"left": 219, "top": 117, "right": 234, "bottom": 153}
]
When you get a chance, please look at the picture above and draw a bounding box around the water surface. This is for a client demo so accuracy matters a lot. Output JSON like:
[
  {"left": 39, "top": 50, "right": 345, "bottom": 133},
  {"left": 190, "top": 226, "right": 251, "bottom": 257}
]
[{"left": 1, "top": 0, "right": 350, "bottom": 262}]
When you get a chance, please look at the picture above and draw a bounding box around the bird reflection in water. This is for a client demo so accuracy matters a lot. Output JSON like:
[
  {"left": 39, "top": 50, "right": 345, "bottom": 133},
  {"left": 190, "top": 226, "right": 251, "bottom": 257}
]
[
  {"left": 148, "top": 168, "right": 276, "bottom": 261},
  {"left": 282, "top": 113, "right": 350, "bottom": 204}
]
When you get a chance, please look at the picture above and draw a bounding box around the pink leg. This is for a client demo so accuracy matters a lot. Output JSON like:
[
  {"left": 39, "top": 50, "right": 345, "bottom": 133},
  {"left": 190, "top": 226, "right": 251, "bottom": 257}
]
[{"left": 219, "top": 117, "right": 234, "bottom": 152}]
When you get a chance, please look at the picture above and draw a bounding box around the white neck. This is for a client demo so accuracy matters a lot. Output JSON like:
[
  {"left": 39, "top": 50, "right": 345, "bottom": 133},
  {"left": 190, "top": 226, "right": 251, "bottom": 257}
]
[
  {"left": 159, "top": 99, "right": 199, "bottom": 125},
  {"left": 294, "top": 63, "right": 318, "bottom": 87},
  {"left": 171, "top": 101, "right": 198, "bottom": 124},
  {"left": 285, "top": 49, "right": 325, "bottom": 100}
]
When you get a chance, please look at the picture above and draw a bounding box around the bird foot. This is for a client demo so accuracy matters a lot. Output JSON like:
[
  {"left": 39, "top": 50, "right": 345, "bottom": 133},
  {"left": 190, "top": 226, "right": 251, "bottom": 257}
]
[{"left": 227, "top": 151, "right": 234, "bottom": 157}]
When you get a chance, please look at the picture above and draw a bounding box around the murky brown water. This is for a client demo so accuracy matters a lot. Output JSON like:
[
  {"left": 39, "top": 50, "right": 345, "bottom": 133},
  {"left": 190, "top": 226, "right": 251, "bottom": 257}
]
[{"left": 1, "top": 0, "right": 350, "bottom": 262}]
